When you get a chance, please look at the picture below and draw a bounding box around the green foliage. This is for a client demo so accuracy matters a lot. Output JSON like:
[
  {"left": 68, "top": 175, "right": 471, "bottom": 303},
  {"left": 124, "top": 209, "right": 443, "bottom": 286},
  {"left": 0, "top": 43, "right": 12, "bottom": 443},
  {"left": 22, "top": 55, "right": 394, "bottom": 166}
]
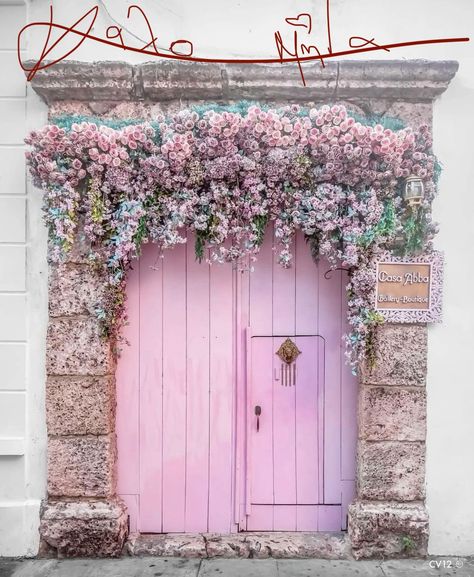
[
  {"left": 133, "top": 215, "right": 148, "bottom": 253},
  {"left": 193, "top": 212, "right": 268, "bottom": 262},
  {"left": 53, "top": 114, "right": 144, "bottom": 130},
  {"left": 52, "top": 104, "right": 407, "bottom": 136},
  {"left": 401, "top": 535, "right": 416, "bottom": 553},
  {"left": 305, "top": 234, "right": 321, "bottom": 263},
  {"left": 195, "top": 230, "right": 206, "bottom": 262},
  {"left": 194, "top": 212, "right": 221, "bottom": 262},
  {"left": 364, "top": 310, "right": 385, "bottom": 370},
  {"left": 401, "top": 208, "right": 429, "bottom": 255},
  {"left": 254, "top": 214, "right": 269, "bottom": 247},
  {"left": 366, "top": 310, "right": 385, "bottom": 324},
  {"left": 358, "top": 199, "right": 396, "bottom": 248},
  {"left": 96, "top": 281, "right": 125, "bottom": 340},
  {"left": 434, "top": 159, "right": 443, "bottom": 184},
  {"left": 378, "top": 199, "right": 397, "bottom": 237},
  {"left": 350, "top": 111, "right": 406, "bottom": 131},
  {"left": 88, "top": 178, "right": 105, "bottom": 224}
]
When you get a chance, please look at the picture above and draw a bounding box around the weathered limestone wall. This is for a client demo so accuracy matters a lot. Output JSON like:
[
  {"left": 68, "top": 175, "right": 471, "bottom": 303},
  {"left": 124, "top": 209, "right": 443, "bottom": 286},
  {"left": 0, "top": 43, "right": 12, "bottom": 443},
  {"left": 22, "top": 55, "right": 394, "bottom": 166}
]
[
  {"left": 41, "top": 244, "right": 127, "bottom": 557},
  {"left": 349, "top": 324, "right": 429, "bottom": 559}
]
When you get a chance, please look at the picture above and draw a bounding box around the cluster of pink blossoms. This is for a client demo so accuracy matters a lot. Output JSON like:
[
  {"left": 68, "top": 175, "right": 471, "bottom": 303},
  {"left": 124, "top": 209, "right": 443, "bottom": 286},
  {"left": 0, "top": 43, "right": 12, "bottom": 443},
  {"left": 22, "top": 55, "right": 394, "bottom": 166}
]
[{"left": 25, "top": 104, "right": 438, "bottom": 367}]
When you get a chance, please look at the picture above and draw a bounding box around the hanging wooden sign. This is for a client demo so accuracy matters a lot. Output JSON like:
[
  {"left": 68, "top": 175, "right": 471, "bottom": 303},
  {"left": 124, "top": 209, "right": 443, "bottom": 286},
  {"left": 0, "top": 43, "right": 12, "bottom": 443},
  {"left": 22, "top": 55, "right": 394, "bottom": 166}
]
[{"left": 374, "top": 251, "right": 443, "bottom": 323}]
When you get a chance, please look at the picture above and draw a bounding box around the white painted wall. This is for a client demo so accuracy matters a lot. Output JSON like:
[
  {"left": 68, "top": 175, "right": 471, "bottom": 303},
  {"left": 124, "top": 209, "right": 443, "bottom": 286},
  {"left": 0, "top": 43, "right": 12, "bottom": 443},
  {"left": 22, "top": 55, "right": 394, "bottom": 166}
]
[
  {"left": 0, "top": 0, "right": 472, "bottom": 556},
  {"left": 0, "top": 0, "right": 48, "bottom": 557},
  {"left": 428, "top": 56, "right": 474, "bottom": 556}
]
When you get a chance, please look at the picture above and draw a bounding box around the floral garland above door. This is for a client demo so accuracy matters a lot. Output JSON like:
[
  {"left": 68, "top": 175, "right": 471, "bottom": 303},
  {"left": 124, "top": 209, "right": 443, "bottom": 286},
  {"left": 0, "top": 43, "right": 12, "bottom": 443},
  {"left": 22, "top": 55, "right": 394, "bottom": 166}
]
[{"left": 25, "top": 102, "right": 440, "bottom": 369}]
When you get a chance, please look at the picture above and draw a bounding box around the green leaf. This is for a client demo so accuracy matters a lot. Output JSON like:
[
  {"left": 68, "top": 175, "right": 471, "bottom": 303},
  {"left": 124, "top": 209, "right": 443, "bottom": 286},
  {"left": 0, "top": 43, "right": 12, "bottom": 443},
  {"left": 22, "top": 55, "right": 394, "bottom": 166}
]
[
  {"left": 195, "top": 231, "right": 205, "bottom": 262},
  {"left": 253, "top": 214, "right": 269, "bottom": 247}
]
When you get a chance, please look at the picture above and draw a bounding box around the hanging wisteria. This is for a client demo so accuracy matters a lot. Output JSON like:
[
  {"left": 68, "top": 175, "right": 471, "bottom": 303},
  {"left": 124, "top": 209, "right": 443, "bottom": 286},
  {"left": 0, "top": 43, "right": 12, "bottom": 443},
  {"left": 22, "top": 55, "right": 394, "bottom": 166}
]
[{"left": 25, "top": 103, "right": 439, "bottom": 368}]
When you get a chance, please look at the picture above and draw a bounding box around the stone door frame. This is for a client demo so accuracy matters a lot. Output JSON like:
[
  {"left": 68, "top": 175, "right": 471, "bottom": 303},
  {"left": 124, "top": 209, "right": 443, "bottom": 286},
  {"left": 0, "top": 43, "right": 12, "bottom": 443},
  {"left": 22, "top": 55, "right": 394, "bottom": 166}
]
[{"left": 29, "top": 59, "right": 458, "bottom": 558}]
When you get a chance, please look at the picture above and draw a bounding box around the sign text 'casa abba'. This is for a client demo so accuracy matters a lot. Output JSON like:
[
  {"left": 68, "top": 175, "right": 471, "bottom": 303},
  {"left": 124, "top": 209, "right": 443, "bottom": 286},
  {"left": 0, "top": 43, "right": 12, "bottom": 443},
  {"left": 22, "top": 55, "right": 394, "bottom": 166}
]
[{"left": 376, "top": 263, "right": 431, "bottom": 311}]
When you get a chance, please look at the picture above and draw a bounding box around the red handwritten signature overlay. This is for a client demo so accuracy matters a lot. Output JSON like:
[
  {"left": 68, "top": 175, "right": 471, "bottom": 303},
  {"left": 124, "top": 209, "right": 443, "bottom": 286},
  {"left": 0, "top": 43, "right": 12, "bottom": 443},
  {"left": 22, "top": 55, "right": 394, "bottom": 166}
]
[{"left": 18, "top": 2, "right": 469, "bottom": 86}]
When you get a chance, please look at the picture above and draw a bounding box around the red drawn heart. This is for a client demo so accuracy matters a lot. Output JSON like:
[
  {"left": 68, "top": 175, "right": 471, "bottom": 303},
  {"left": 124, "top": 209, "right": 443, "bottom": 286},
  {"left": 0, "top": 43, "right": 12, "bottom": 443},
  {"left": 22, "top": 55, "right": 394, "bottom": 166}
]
[{"left": 285, "top": 13, "right": 312, "bottom": 34}]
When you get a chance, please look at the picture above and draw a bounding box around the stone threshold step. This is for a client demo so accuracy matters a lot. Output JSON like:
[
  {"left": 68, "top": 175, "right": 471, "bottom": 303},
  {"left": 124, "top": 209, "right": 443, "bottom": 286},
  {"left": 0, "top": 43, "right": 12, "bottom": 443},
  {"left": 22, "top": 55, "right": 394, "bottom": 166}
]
[{"left": 126, "top": 531, "right": 351, "bottom": 559}]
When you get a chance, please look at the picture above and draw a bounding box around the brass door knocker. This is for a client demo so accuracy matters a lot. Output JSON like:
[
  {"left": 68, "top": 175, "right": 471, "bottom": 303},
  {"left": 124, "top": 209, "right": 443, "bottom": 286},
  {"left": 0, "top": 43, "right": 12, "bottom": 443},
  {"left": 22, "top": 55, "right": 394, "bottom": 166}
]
[{"left": 275, "top": 338, "right": 301, "bottom": 386}]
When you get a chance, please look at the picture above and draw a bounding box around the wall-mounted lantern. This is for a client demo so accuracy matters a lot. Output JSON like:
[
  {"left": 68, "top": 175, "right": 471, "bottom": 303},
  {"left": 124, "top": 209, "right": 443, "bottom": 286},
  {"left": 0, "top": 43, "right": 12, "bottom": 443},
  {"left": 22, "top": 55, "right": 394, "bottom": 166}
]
[{"left": 404, "top": 175, "right": 425, "bottom": 207}]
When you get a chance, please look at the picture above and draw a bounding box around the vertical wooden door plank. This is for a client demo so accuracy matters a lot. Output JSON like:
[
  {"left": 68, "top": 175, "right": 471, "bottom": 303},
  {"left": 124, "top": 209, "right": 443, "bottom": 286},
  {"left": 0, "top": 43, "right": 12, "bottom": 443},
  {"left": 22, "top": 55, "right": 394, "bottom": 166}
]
[
  {"left": 318, "top": 261, "right": 342, "bottom": 504},
  {"left": 295, "top": 336, "right": 319, "bottom": 505},
  {"left": 208, "top": 260, "right": 234, "bottom": 532},
  {"left": 116, "top": 261, "right": 140, "bottom": 515},
  {"left": 340, "top": 271, "right": 357, "bottom": 482},
  {"left": 317, "top": 336, "right": 326, "bottom": 505},
  {"left": 272, "top": 232, "right": 296, "bottom": 336},
  {"left": 162, "top": 242, "right": 187, "bottom": 532},
  {"left": 235, "top": 261, "right": 249, "bottom": 528},
  {"left": 340, "top": 270, "right": 357, "bottom": 527},
  {"left": 274, "top": 505, "right": 297, "bottom": 531},
  {"left": 249, "top": 228, "right": 273, "bottom": 336},
  {"left": 319, "top": 505, "right": 342, "bottom": 531},
  {"left": 295, "top": 230, "right": 318, "bottom": 335},
  {"left": 272, "top": 335, "right": 297, "bottom": 531},
  {"left": 246, "top": 506, "right": 274, "bottom": 531},
  {"left": 247, "top": 227, "right": 273, "bottom": 523},
  {"left": 249, "top": 337, "right": 274, "bottom": 505},
  {"left": 138, "top": 244, "right": 164, "bottom": 532},
  {"left": 272, "top": 233, "right": 297, "bottom": 519},
  {"left": 185, "top": 237, "right": 211, "bottom": 532},
  {"left": 294, "top": 234, "right": 320, "bottom": 508},
  {"left": 296, "top": 505, "right": 319, "bottom": 531}
]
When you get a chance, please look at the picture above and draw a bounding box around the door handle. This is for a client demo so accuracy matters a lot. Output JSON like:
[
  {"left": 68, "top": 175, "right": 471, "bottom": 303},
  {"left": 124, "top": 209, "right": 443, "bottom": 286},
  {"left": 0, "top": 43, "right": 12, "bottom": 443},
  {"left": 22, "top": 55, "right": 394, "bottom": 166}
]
[{"left": 254, "top": 405, "right": 262, "bottom": 432}]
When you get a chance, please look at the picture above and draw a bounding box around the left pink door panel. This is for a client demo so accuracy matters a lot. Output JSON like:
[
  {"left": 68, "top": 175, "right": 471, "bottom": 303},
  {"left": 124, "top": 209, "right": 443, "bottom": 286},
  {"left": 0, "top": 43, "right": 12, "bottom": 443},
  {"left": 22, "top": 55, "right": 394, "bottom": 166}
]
[
  {"left": 117, "top": 241, "right": 235, "bottom": 533},
  {"left": 139, "top": 245, "right": 164, "bottom": 532}
]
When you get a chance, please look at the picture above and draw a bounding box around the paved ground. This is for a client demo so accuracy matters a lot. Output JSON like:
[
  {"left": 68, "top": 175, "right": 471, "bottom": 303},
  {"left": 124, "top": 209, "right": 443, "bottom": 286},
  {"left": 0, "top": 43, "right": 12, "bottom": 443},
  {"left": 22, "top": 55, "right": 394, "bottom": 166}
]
[{"left": 1, "top": 557, "right": 473, "bottom": 577}]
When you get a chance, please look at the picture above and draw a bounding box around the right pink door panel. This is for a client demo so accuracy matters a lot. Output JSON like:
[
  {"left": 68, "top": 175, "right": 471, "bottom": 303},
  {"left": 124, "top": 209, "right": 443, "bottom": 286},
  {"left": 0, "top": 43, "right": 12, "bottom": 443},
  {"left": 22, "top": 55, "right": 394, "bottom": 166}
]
[{"left": 244, "top": 228, "right": 356, "bottom": 531}]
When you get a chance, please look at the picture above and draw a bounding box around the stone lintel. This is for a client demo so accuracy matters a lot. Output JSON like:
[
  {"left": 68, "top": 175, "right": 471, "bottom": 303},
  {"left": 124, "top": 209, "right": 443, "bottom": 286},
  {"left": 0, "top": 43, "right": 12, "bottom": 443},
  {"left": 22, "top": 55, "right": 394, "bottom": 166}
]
[
  {"left": 26, "top": 59, "right": 458, "bottom": 104},
  {"left": 28, "top": 61, "right": 134, "bottom": 102},
  {"left": 336, "top": 60, "right": 457, "bottom": 100}
]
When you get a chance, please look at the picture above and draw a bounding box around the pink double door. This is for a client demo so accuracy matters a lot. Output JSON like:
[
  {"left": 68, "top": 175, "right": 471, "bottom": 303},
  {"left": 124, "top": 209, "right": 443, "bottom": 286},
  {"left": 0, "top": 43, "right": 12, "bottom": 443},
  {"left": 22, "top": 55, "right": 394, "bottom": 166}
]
[{"left": 116, "top": 228, "right": 357, "bottom": 534}]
